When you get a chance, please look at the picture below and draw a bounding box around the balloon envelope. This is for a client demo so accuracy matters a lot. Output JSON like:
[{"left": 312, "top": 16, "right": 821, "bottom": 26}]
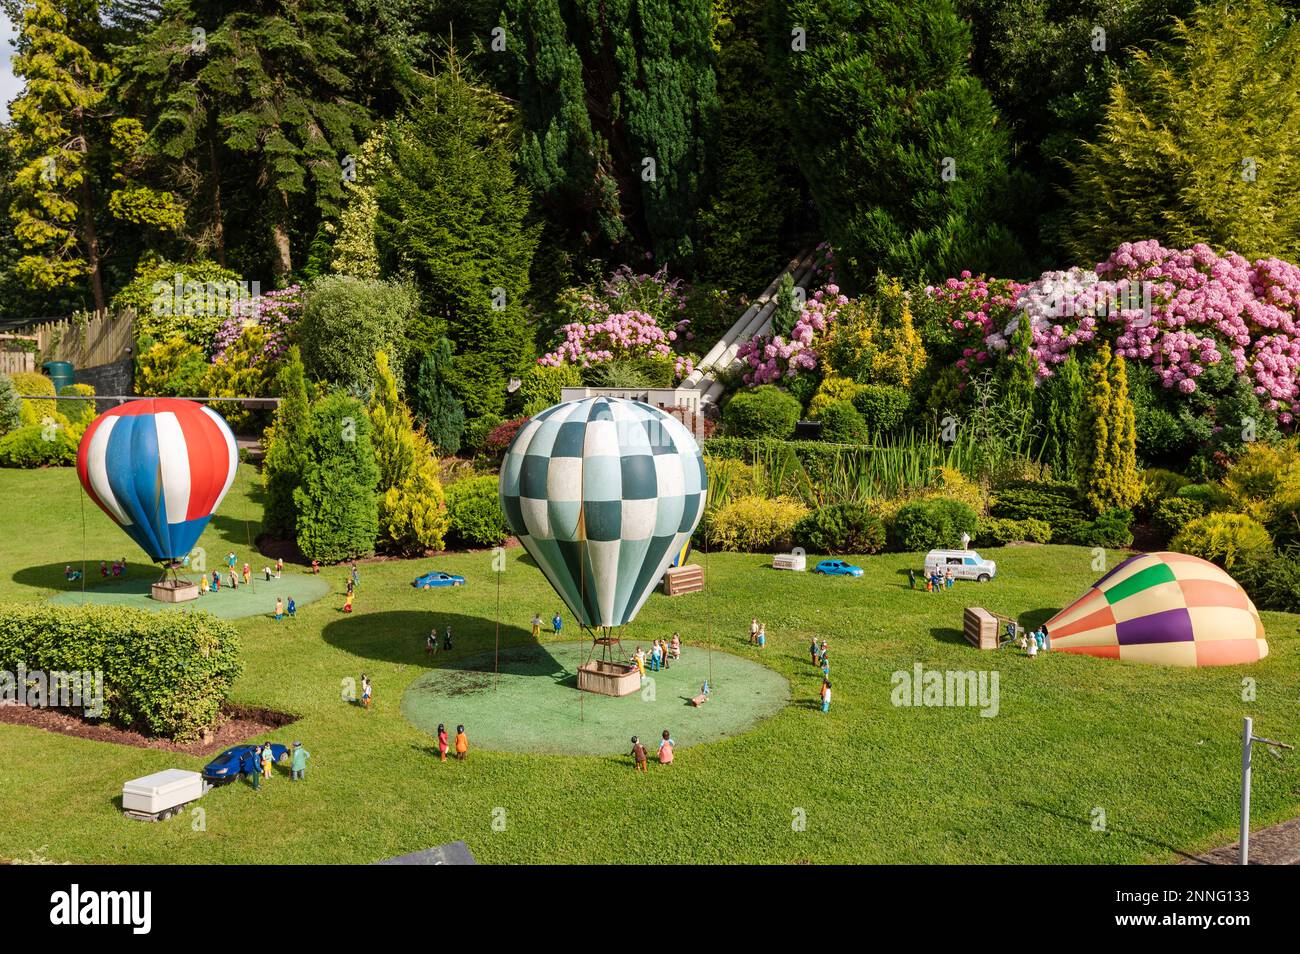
[
  {"left": 499, "top": 397, "right": 707, "bottom": 628},
  {"left": 76, "top": 398, "right": 239, "bottom": 563},
  {"left": 1045, "top": 551, "right": 1268, "bottom": 666}
]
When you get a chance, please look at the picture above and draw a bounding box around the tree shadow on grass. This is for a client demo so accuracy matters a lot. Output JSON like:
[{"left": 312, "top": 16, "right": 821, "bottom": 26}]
[
  {"left": 321, "top": 609, "right": 548, "bottom": 668},
  {"left": 13, "top": 561, "right": 164, "bottom": 591}
]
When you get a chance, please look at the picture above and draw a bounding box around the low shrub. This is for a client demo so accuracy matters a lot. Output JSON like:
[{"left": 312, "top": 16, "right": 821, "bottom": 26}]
[
  {"left": 818, "top": 400, "right": 868, "bottom": 444},
  {"left": 852, "top": 383, "right": 910, "bottom": 437},
  {"left": 0, "top": 373, "right": 22, "bottom": 436},
  {"left": 1175, "top": 482, "right": 1234, "bottom": 512},
  {"left": 1234, "top": 546, "right": 1300, "bottom": 613},
  {"left": 445, "top": 475, "right": 510, "bottom": 547},
  {"left": 807, "top": 374, "right": 863, "bottom": 420},
  {"left": 794, "top": 502, "right": 886, "bottom": 554},
  {"left": 484, "top": 417, "right": 529, "bottom": 459},
  {"left": 0, "top": 603, "right": 241, "bottom": 741},
  {"left": 1171, "top": 513, "right": 1272, "bottom": 568},
  {"left": 58, "top": 384, "right": 97, "bottom": 429},
  {"left": 462, "top": 413, "right": 504, "bottom": 455},
  {"left": 989, "top": 481, "right": 1092, "bottom": 542},
  {"left": 723, "top": 386, "right": 800, "bottom": 439},
  {"left": 514, "top": 363, "right": 581, "bottom": 417},
  {"left": 0, "top": 423, "right": 78, "bottom": 467},
  {"left": 891, "top": 497, "right": 979, "bottom": 552},
  {"left": 704, "top": 494, "right": 809, "bottom": 552},
  {"left": 1152, "top": 496, "right": 1205, "bottom": 540},
  {"left": 976, "top": 516, "right": 1052, "bottom": 546},
  {"left": 1073, "top": 508, "right": 1134, "bottom": 549},
  {"left": 10, "top": 371, "right": 56, "bottom": 425}
]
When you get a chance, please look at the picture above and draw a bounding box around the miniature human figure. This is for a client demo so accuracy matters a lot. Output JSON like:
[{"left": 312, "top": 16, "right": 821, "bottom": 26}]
[
  {"left": 100, "top": 560, "right": 109, "bottom": 578},
  {"left": 757, "top": 623, "right": 767, "bottom": 648},
  {"left": 361, "top": 674, "right": 372, "bottom": 707},
  {"left": 552, "top": 611, "right": 563, "bottom": 636},
  {"left": 945, "top": 566, "right": 954, "bottom": 589},
  {"left": 346, "top": 576, "right": 354, "bottom": 597},
  {"left": 275, "top": 557, "right": 284, "bottom": 578},
  {"left": 634, "top": 646, "right": 647, "bottom": 677},
  {"left": 658, "top": 729, "right": 675, "bottom": 765},
  {"left": 212, "top": 570, "right": 221, "bottom": 592},
  {"left": 311, "top": 559, "right": 319, "bottom": 575},
  {"left": 531, "top": 613, "right": 542, "bottom": 638},
  {"left": 630, "top": 736, "right": 648, "bottom": 773},
  {"left": 1017, "top": 628, "right": 1028, "bottom": 651},
  {"left": 275, "top": 597, "right": 284, "bottom": 621},
  {"left": 344, "top": 590, "right": 353, "bottom": 613},
  {"left": 701, "top": 681, "right": 711, "bottom": 697},
  {"left": 1041, "top": 625, "right": 1051, "bottom": 652},
  {"left": 261, "top": 742, "right": 274, "bottom": 779},
  {"left": 821, "top": 660, "right": 831, "bottom": 681},
  {"left": 242, "top": 746, "right": 260, "bottom": 790},
  {"left": 241, "top": 563, "right": 251, "bottom": 585},
  {"left": 821, "top": 679, "right": 832, "bottom": 713},
  {"left": 908, "top": 568, "right": 916, "bottom": 590},
  {"left": 1027, "top": 634, "right": 1038, "bottom": 659},
  {"left": 426, "top": 632, "right": 435, "bottom": 657},
  {"left": 199, "top": 573, "right": 210, "bottom": 595},
  {"left": 229, "top": 568, "right": 238, "bottom": 590},
  {"left": 290, "top": 741, "right": 309, "bottom": 781},
  {"left": 264, "top": 566, "right": 273, "bottom": 581},
  {"left": 671, "top": 632, "right": 681, "bottom": 659},
  {"left": 750, "top": 618, "right": 759, "bottom": 645},
  {"left": 350, "top": 561, "right": 359, "bottom": 589},
  {"left": 65, "top": 565, "right": 81, "bottom": 582},
  {"left": 925, "top": 575, "right": 933, "bottom": 593},
  {"left": 818, "top": 640, "right": 829, "bottom": 666},
  {"left": 438, "top": 724, "right": 449, "bottom": 763},
  {"left": 287, "top": 597, "right": 296, "bottom": 618},
  {"left": 1034, "top": 627, "right": 1046, "bottom": 653},
  {"left": 809, "top": 638, "right": 819, "bottom": 665},
  {"left": 443, "top": 624, "right": 452, "bottom": 651},
  {"left": 650, "top": 641, "right": 662, "bottom": 672},
  {"left": 227, "top": 551, "right": 237, "bottom": 571},
  {"left": 455, "top": 725, "right": 468, "bottom": 761}
]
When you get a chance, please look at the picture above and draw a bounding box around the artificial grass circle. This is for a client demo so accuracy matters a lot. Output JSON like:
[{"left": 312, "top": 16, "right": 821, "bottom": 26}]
[
  {"left": 400, "top": 639, "right": 790, "bottom": 756},
  {"left": 47, "top": 570, "right": 331, "bottom": 620}
]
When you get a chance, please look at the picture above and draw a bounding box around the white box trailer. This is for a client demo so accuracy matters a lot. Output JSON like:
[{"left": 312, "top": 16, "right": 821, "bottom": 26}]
[{"left": 122, "top": 769, "right": 207, "bottom": 821}]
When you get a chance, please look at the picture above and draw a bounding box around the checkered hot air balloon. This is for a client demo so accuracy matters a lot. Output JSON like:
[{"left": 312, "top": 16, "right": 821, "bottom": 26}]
[
  {"left": 499, "top": 397, "right": 707, "bottom": 629},
  {"left": 1045, "top": 552, "right": 1268, "bottom": 667},
  {"left": 76, "top": 398, "right": 239, "bottom": 564}
]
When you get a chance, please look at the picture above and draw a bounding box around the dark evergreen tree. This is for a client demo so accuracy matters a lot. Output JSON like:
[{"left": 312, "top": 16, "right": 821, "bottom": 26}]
[
  {"left": 261, "top": 345, "right": 310, "bottom": 537},
  {"left": 293, "top": 391, "right": 380, "bottom": 561},
  {"left": 1041, "top": 351, "right": 1084, "bottom": 481},
  {"left": 374, "top": 50, "right": 538, "bottom": 419},
  {"left": 766, "top": 0, "right": 1025, "bottom": 289},
  {"left": 412, "top": 338, "right": 465, "bottom": 456}
]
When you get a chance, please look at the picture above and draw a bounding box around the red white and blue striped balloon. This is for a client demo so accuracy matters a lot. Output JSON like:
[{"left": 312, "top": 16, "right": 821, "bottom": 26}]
[{"left": 76, "top": 399, "right": 238, "bottom": 564}]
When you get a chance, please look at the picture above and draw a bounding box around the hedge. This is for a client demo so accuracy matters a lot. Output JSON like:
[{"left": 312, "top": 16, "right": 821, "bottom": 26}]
[
  {"left": 794, "top": 502, "right": 885, "bottom": 554},
  {"left": 722, "top": 386, "right": 800, "bottom": 439},
  {"left": 891, "top": 498, "right": 979, "bottom": 551},
  {"left": 446, "top": 475, "right": 511, "bottom": 547},
  {"left": 976, "top": 516, "right": 1052, "bottom": 546},
  {"left": 0, "top": 603, "right": 242, "bottom": 741}
]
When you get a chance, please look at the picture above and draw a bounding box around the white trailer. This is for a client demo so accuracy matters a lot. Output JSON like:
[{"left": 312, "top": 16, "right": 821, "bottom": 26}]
[{"left": 121, "top": 769, "right": 208, "bottom": 822}]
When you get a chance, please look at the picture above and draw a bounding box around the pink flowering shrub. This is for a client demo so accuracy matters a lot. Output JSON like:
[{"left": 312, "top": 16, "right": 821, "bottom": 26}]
[
  {"left": 541, "top": 266, "right": 696, "bottom": 381},
  {"left": 735, "top": 283, "right": 849, "bottom": 385},
  {"left": 927, "top": 242, "right": 1300, "bottom": 425},
  {"left": 211, "top": 285, "right": 304, "bottom": 364}
]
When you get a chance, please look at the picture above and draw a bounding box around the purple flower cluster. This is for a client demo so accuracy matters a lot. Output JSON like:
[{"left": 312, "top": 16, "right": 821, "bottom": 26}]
[
  {"left": 735, "top": 284, "right": 848, "bottom": 385},
  {"left": 928, "top": 242, "right": 1300, "bottom": 424},
  {"left": 211, "top": 285, "right": 304, "bottom": 364}
]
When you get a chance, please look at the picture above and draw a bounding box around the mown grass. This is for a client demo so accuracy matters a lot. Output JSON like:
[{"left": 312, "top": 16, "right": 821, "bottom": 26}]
[{"left": 1, "top": 464, "right": 1297, "bottom": 864}]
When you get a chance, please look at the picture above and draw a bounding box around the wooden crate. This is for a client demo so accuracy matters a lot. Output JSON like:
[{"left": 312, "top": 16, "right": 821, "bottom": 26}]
[
  {"left": 963, "top": 607, "right": 999, "bottom": 650},
  {"left": 663, "top": 563, "right": 704, "bottom": 596}
]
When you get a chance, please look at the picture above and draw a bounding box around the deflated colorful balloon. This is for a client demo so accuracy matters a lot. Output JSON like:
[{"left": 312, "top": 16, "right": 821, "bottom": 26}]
[
  {"left": 499, "top": 397, "right": 706, "bottom": 629},
  {"left": 1045, "top": 551, "right": 1268, "bottom": 666},
  {"left": 76, "top": 398, "right": 238, "bottom": 564}
]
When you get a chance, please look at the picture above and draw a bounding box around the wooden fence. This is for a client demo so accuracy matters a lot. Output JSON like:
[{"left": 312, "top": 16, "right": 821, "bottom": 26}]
[
  {"left": 0, "top": 335, "right": 37, "bottom": 375},
  {"left": 27, "top": 308, "right": 136, "bottom": 369}
]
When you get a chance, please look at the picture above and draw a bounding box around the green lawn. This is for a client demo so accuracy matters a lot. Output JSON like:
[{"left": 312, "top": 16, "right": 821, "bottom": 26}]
[{"left": 1, "top": 464, "right": 1297, "bottom": 864}]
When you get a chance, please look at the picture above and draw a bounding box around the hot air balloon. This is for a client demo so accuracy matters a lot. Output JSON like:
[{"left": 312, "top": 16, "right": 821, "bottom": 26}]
[
  {"left": 76, "top": 398, "right": 238, "bottom": 568},
  {"left": 499, "top": 397, "right": 707, "bottom": 637},
  {"left": 1045, "top": 551, "right": 1268, "bottom": 667}
]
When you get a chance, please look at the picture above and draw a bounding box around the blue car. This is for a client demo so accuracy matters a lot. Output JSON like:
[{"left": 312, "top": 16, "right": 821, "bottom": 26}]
[
  {"left": 413, "top": 570, "right": 466, "bottom": 589},
  {"left": 203, "top": 743, "right": 288, "bottom": 782},
  {"left": 813, "top": 559, "right": 864, "bottom": 577}
]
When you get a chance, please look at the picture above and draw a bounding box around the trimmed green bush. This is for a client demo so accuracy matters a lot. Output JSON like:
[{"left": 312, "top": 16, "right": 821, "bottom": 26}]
[
  {"left": 1152, "top": 496, "right": 1205, "bottom": 540},
  {"left": 446, "top": 475, "right": 510, "bottom": 547},
  {"left": 1075, "top": 508, "right": 1135, "bottom": 549},
  {"left": 514, "top": 363, "right": 581, "bottom": 417},
  {"left": 298, "top": 275, "right": 420, "bottom": 396},
  {"left": 0, "top": 603, "right": 241, "bottom": 741},
  {"left": 0, "top": 373, "right": 21, "bottom": 436},
  {"left": 852, "top": 383, "right": 910, "bottom": 437},
  {"left": 794, "top": 503, "right": 885, "bottom": 555},
  {"left": 1171, "top": 512, "right": 1272, "bottom": 569},
  {"left": 1234, "top": 546, "right": 1300, "bottom": 612},
  {"left": 1175, "top": 483, "right": 1234, "bottom": 512},
  {"left": 976, "top": 516, "right": 1052, "bottom": 546},
  {"left": 0, "top": 423, "right": 78, "bottom": 467},
  {"left": 10, "top": 370, "right": 56, "bottom": 425},
  {"left": 705, "top": 495, "right": 809, "bottom": 552},
  {"left": 293, "top": 392, "right": 380, "bottom": 562},
  {"left": 989, "top": 480, "right": 1093, "bottom": 542},
  {"left": 818, "top": 400, "right": 868, "bottom": 444},
  {"left": 59, "top": 383, "right": 96, "bottom": 429},
  {"left": 723, "top": 386, "right": 800, "bottom": 439},
  {"left": 891, "top": 498, "right": 979, "bottom": 551},
  {"left": 462, "top": 413, "right": 504, "bottom": 455}
]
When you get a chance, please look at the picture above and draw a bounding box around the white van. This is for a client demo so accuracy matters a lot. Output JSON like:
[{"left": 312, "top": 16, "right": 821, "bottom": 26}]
[{"left": 924, "top": 549, "right": 997, "bottom": 582}]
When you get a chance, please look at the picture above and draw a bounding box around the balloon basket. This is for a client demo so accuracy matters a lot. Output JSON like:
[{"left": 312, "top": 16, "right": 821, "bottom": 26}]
[
  {"left": 151, "top": 579, "right": 199, "bottom": 603},
  {"left": 576, "top": 659, "right": 640, "bottom": 697}
]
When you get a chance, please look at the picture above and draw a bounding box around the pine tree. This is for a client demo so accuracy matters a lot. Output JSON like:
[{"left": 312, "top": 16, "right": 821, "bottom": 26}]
[
  {"left": 1103, "top": 352, "right": 1141, "bottom": 509},
  {"left": 411, "top": 338, "right": 464, "bottom": 455},
  {"left": 771, "top": 273, "right": 801, "bottom": 340},
  {"left": 501, "top": 0, "right": 718, "bottom": 266},
  {"left": 1062, "top": 0, "right": 1300, "bottom": 263},
  {"left": 766, "top": 0, "right": 1024, "bottom": 288},
  {"left": 293, "top": 391, "right": 380, "bottom": 562},
  {"left": 1041, "top": 352, "right": 1084, "bottom": 481},
  {"left": 261, "top": 346, "right": 310, "bottom": 537},
  {"left": 1077, "top": 344, "right": 1140, "bottom": 513},
  {"left": 374, "top": 50, "right": 538, "bottom": 418},
  {"left": 368, "top": 350, "right": 416, "bottom": 494},
  {"left": 1001, "top": 315, "right": 1038, "bottom": 433},
  {"left": 7, "top": 0, "right": 114, "bottom": 307}
]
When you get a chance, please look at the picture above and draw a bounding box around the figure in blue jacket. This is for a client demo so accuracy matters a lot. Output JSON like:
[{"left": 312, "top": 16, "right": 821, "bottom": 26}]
[{"left": 241, "top": 748, "right": 261, "bottom": 790}]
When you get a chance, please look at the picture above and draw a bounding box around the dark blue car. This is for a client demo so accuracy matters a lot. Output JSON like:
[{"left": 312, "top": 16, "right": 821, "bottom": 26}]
[{"left": 203, "top": 743, "right": 289, "bottom": 782}]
